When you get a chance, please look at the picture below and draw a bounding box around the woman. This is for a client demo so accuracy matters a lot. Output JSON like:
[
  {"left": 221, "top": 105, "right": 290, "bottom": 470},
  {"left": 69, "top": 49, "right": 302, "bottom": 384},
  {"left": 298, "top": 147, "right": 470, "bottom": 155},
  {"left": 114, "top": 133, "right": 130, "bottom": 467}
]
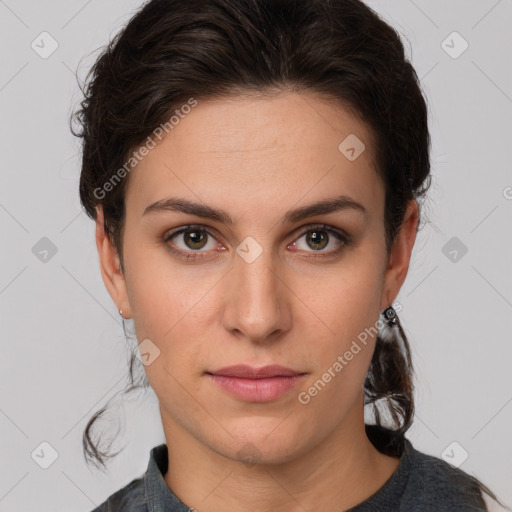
[{"left": 71, "top": 0, "right": 508, "bottom": 510}]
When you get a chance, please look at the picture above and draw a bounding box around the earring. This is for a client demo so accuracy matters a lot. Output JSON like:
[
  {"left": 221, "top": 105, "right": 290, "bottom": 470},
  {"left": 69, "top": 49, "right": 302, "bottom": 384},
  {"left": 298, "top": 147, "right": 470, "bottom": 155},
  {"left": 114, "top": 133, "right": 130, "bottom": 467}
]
[
  {"left": 382, "top": 305, "right": 398, "bottom": 326},
  {"left": 119, "top": 308, "right": 124, "bottom": 318}
]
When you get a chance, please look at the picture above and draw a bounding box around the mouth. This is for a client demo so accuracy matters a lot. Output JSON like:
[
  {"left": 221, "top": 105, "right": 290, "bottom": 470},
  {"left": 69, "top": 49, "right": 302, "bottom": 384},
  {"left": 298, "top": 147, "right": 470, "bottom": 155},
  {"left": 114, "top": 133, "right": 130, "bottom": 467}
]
[
  {"left": 207, "top": 364, "right": 304, "bottom": 379},
  {"left": 205, "top": 364, "right": 307, "bottom": 402}
]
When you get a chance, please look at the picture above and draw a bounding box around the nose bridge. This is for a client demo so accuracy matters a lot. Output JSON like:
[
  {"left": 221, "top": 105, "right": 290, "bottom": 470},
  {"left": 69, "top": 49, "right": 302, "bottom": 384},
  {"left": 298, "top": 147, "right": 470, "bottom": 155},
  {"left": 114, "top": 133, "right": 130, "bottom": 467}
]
[{"left": 223, "top": 242, "right": 289, "bottom": 342}]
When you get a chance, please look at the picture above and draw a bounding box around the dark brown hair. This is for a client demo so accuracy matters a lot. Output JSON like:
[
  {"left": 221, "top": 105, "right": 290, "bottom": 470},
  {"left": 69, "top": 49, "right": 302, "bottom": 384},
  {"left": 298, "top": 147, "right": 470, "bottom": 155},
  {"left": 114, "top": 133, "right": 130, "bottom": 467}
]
[{"left": 71, "top": 0, "right": 506, "bottom": 508}]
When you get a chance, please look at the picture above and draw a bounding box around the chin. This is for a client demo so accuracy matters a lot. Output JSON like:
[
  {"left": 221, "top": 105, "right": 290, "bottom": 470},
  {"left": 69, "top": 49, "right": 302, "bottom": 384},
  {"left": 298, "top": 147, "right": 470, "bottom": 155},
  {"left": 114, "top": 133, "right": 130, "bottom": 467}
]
[
  {"left": 230, "top": 442, "right": 299, "bottom": 467},
  {"left": 217, "top": 426, "right": 307, "bottom": 467}
]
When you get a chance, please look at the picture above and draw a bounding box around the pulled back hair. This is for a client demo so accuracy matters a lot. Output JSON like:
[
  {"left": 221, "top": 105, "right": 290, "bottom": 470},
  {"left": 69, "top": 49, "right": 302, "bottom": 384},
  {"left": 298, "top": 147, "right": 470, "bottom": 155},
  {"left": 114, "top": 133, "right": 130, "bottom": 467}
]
[{"left": 71, "top": 0, "right": 505, "bottom": 508}]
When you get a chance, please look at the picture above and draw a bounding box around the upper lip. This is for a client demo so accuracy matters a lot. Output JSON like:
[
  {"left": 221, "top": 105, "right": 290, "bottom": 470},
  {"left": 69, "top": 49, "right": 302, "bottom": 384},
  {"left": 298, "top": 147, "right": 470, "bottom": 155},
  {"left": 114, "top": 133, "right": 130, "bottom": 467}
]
[{"left": 207, "top": 364, "right": 304, "bottom": 378}]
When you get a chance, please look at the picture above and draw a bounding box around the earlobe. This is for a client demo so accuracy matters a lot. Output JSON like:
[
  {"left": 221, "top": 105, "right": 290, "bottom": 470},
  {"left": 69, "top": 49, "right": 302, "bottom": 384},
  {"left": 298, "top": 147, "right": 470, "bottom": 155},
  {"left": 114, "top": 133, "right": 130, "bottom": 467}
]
[
  {"left": 95, "top": 206, "right": 131, "bottom": 318},
  {"left": 380, "top": 200, "right": 419, "bottom": 310}
]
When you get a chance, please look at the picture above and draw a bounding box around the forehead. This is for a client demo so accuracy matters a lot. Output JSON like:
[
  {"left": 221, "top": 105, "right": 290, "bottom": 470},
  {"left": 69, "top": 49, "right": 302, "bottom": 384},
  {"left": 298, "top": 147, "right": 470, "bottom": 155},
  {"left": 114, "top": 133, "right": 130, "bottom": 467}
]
[{"left": 124, "top": 91, "right": 383, "bottom": 220}]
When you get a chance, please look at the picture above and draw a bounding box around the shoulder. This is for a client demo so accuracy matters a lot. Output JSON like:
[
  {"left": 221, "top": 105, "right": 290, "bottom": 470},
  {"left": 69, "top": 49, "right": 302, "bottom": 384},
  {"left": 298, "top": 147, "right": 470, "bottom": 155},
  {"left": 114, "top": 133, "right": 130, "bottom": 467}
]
[
  {"left": 89, "top": 475, "right": 147, "bottom": 512},
  {"left": 402, "top": 441, "right": 487, "bottom": 511},
  {"left": 89, "top": 443, "right": 170, "bottom": 512}
]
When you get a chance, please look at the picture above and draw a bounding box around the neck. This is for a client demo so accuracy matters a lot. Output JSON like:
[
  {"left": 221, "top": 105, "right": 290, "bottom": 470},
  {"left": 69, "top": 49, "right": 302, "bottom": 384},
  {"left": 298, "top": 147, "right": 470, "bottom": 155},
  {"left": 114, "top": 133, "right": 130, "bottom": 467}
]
[{"left": 161, "top": 399, "right": 400, "bottom": 512}]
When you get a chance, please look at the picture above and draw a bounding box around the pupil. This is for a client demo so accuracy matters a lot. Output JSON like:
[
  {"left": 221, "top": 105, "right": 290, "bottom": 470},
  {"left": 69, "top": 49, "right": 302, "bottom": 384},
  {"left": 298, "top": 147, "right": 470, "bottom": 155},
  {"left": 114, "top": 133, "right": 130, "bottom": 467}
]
[
  {"left": 308, "top": 230, "right": 327, "bottom": 250},
  {"left": 186, "top": 230, "right": 206, "bottom": 249}
]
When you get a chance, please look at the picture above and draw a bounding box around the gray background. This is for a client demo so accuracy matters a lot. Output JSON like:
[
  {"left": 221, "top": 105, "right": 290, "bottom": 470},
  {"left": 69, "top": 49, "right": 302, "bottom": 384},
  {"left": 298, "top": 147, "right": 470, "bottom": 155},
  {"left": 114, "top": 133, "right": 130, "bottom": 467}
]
[{"left": 0, "top": 0, "right": 511, "bottom": 510}]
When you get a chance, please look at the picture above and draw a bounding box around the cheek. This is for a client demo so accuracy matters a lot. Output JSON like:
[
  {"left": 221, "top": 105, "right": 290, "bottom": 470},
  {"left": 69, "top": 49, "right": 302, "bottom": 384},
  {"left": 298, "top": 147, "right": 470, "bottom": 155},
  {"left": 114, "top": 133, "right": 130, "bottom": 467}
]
[
  {"left": 124, "top": 240, "right": 194, "bottom": 331},
  {"left": 295, "top": 293, "right": 378, "bottom": 421},
  {"left": 291, "top": 254, "right": 384, "bottom": 394},
  {"left": 296, "top": 255, "right": 383, "bottom": 341},
  {"left": 124, "top": 245, "right": 220, "bottom": 372}
]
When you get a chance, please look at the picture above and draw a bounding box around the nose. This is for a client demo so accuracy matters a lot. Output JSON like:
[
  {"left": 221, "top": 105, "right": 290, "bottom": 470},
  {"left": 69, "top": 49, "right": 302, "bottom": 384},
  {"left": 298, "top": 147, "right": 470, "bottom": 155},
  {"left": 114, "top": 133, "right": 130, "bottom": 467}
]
[{"left": 221, "top": 250, "right": 292, "bottom": 345}]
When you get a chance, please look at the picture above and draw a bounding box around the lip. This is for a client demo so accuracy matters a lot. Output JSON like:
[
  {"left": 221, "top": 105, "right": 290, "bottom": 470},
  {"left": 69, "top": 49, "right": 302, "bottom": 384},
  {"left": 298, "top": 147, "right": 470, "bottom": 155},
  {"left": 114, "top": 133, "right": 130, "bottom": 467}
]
[
  {"left": 208, "top": 364, "right": 303, "bottom": 378},
  {"left": 206, "top": 365, "right": 306, "bottom": 402}
]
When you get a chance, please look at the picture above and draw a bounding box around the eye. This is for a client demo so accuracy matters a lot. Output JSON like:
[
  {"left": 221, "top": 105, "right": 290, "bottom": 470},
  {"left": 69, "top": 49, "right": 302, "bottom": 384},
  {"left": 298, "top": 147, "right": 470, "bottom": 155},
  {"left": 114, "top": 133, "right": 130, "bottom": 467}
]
[
  {"left": 163, "top": 223, "right": 351, "bottom": 261},
  {"left": 164, "top": 225, "right": 222, "bottom": 260},
  {"left": 290, "top": 224, "right": 350, "bottom": 257}
]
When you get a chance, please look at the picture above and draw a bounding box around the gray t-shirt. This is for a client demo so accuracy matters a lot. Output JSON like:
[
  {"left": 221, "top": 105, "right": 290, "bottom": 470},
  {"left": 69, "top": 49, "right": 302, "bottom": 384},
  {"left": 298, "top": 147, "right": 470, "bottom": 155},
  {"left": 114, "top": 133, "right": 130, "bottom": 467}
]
[{"left": 91, "top": 429, "right": 488, "bottom": 511}]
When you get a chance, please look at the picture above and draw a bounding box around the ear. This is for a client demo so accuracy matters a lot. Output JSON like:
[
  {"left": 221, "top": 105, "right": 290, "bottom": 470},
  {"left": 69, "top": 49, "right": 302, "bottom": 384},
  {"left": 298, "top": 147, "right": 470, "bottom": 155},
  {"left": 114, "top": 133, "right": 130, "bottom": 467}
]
[
  {"left": 380, "top": 200, "right": 419, "bottom": 310},
  {"left": 95, "top": 206, "right": 131, "bottom": 318}
]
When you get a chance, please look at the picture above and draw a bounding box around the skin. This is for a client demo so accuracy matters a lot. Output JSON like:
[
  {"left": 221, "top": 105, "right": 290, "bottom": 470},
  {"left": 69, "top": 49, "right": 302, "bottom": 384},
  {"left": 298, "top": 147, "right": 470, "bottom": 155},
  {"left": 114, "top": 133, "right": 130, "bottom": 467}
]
[{"left": 96, "top": 90, "right": 418, "bottom": 511}]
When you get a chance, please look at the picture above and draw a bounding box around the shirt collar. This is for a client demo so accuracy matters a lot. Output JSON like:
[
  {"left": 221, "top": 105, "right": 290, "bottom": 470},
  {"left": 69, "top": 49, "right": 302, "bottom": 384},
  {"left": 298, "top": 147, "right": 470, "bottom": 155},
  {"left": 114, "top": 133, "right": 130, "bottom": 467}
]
[{"left": 144, "top": 443, "right": 191, "bottom": 512}]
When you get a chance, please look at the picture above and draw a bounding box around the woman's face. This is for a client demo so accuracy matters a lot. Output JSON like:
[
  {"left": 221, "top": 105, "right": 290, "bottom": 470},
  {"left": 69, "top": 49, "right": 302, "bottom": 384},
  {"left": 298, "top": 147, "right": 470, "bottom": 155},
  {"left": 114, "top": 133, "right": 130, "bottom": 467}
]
[{"left": 97, "top": 91, "right": 417, "bottom": 464}]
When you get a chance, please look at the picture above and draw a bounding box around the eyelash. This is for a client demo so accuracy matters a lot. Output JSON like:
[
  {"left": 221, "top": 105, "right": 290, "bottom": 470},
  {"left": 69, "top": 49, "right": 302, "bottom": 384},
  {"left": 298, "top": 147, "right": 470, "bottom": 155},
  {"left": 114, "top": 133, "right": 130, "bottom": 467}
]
[{"left": 163, "top": 224, "right": 351, "bottom": 261}]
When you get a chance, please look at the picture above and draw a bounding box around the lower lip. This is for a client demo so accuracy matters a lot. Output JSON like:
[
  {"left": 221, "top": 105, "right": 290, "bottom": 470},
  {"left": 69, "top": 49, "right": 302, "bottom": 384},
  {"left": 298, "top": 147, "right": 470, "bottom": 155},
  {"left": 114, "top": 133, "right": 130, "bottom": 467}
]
[{"left": 207, "top": 374, "right": 304, "bottom": 402}]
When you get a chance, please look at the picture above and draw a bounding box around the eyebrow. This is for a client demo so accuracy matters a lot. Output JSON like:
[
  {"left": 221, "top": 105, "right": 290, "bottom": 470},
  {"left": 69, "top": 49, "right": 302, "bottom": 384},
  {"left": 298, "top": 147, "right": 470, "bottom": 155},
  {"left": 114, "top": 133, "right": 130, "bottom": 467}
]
[{"left": 142, "top": 195, "right": 367, "bottom": 224}]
